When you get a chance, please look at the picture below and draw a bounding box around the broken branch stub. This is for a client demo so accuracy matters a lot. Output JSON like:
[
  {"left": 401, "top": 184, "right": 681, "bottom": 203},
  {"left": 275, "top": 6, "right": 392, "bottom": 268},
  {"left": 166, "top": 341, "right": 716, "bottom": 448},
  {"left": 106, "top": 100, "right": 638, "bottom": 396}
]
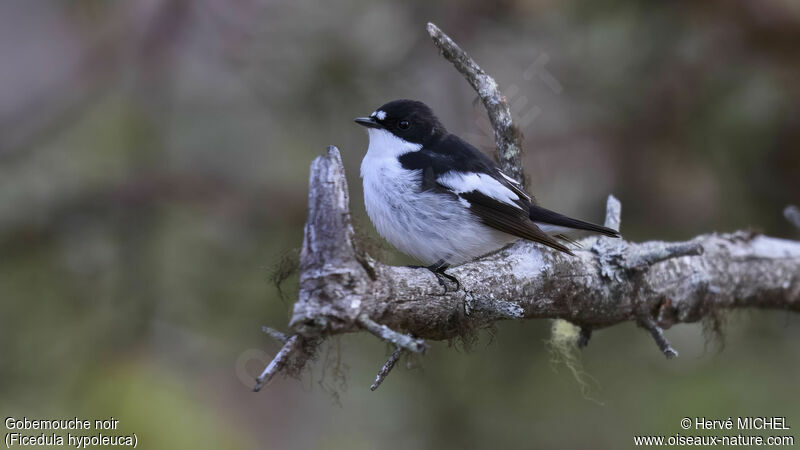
[{"left": 289, "top": 146, "right": 373, "bottom": 337}]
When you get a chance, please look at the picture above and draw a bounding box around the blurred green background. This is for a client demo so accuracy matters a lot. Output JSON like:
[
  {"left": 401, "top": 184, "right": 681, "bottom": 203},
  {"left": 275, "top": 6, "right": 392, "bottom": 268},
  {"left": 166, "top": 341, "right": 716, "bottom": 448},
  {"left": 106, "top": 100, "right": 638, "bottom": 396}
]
[{"left": 1, "top": 1, "right": 798, "bottom": 449}]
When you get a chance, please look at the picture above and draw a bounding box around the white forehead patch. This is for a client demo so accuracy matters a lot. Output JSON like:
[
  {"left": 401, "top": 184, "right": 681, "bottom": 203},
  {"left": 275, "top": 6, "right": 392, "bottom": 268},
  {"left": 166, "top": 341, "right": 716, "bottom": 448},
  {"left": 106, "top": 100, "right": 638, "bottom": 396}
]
[{"left": 373, "top": 110, "right": 387, "bottom": 120}]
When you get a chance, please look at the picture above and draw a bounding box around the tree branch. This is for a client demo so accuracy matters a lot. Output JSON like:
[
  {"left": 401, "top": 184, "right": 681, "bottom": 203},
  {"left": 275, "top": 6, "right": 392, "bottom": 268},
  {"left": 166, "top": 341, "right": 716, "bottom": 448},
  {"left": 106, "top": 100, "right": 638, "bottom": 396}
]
[
  {"left": 290, "top": 186, "right": 799, "bottom": 338},
  {"left": 261, "top": 326, "right": 288, "bottom": 343},
  {"left": 255, "top": 145, "right": 799, "bottom": 391},
  {"left": 370, "top": 347, "right": 405, "bottom": 391},
  {"left": 427, "top": 23, "right": 525, "bottom": 185},
  {"left": 252, "top": 23, "right": 800, "bottom": 392},
  {"left": 358, "top": 314, "right": 427, "bottom": 354},
  {"left": 253, "top": 334, "right": 301, "bottom": 392},
  {"left": 637, "top": 316, "right": 679, "bottom": 359}
]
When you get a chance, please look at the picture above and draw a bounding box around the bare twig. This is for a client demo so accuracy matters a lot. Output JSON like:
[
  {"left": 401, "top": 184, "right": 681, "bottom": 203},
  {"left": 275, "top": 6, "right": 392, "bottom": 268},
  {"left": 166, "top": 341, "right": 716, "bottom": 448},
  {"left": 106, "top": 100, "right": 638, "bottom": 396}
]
[
  {"left": 358, "top": 314, "right": 427, "bottom": 354},
  {"left": 785, "top": 205, "right": 800, "bottom": 231},
  {"left": 370, "top": 347, "right": 405, "bottom": 391},
  {"left": 427, "top": 22, "right": 525, "bottom": 185},
  {"left": 261, "top": 326, "right": 288, "bottom": 343},
  {"left": 253, "top": 334, "right": 301, "bottom": 392},
  {"left": 637, "top": 316, "right": 679, "bottom": 359}
]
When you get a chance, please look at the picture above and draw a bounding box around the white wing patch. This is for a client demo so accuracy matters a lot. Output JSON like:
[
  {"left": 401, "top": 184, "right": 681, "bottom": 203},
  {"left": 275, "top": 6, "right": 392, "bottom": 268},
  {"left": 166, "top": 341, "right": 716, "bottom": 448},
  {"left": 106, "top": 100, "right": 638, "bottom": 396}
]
[
  {"left": 499, "top": 171, "right": 521, "bottom": 186},
  {"left": 437, "top": 171, "right": 523, "bottom": 209},
  {"left": 498, "top": 171, "right": 530, "bottom": 200}
]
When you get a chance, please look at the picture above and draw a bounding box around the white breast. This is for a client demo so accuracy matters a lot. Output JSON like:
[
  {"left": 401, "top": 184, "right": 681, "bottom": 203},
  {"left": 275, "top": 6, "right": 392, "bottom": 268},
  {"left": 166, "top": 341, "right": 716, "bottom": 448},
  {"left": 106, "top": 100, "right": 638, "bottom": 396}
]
[{"left": 360, "top": 129, "right": 515, "bottom": 265}]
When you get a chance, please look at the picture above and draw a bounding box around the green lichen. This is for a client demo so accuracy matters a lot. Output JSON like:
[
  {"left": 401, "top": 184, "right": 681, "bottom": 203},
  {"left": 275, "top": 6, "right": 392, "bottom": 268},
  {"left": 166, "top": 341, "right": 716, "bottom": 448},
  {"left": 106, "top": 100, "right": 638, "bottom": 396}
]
[{"left": 547, "top": 319, "right": 603, "bottom": 403}]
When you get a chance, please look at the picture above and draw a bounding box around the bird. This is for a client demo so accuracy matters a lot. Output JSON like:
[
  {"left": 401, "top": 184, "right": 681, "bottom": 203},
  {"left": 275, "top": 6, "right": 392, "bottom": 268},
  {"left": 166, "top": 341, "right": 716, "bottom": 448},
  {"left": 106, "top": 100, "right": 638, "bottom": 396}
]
[{"left": 355, "top": 99, "right": 620, "bottom": 290}]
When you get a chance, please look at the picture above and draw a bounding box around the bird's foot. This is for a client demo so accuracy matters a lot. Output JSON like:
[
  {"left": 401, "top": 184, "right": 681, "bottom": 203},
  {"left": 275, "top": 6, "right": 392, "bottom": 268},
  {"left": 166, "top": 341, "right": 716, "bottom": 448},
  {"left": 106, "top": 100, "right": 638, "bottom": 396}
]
[
  {"left": 406, "top": 260, "right": 461, "bottom": 294},
  {"left": 431, "top": 270, "right": 460, "bottom": 293},
  {"left": 426, "top": 260, "right": 460, "bottom": 294}
]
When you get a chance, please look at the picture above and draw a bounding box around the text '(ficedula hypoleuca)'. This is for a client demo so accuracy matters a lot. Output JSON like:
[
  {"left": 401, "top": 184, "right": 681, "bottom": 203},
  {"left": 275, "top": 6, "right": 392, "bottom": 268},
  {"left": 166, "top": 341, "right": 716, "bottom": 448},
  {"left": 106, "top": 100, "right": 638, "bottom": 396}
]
[{"left": 355, "top": 99, "right": 619, "bottom": 289}]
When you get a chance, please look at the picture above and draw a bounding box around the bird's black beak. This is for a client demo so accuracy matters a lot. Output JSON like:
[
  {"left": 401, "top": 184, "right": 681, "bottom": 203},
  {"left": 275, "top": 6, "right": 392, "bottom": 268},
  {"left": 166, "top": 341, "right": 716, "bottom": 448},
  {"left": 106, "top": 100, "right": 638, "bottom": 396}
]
[{"left": 354, "top": 117, "right": 383, "bottom": 129}]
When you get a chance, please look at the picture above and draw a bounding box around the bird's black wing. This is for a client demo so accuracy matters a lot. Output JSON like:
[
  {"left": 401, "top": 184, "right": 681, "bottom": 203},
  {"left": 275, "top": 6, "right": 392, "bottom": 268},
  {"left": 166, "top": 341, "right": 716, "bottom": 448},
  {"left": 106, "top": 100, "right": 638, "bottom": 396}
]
[
  {"left": 399, "top": 134, "right": 574, "bottom": 255},
  {"left": 400, "top": 135, "right": 529, "bottom": 199},
  {"left": 529, "top": 204, "right": 620, "bottom": 238},
  {"left": 458, "top": 188, "right": 574, "bottom": 255}
]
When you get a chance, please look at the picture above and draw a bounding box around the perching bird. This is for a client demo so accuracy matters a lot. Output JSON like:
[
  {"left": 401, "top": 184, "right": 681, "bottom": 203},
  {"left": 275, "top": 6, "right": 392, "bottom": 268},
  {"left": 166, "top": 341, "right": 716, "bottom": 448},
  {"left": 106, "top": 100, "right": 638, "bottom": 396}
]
[{"left": 355, "top": 99, "right": 619, "bottom": 289}]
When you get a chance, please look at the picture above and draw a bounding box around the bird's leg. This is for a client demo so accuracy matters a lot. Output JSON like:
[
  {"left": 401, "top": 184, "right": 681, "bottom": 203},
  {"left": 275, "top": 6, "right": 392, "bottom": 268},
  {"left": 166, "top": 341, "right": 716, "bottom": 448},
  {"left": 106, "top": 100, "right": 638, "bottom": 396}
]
[{"left": 426, "top": 260, "right": 460, "bottom": 293}]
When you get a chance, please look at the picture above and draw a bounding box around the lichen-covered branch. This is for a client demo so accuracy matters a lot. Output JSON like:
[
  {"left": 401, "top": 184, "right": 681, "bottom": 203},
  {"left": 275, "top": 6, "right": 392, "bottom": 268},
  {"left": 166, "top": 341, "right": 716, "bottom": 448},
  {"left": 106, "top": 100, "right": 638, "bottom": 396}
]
[
  {"left": 285, "top": 152, "right": 799, "bottom": 344},
  {"left": 370, "top": 347, "right": 405, "bottom": 391},
  {"left": 252, "top": 146, "right": 800, "bottom": 393},
  {"left": 262, "top": 326, "right": 288, "bottom": 343},
  {"left": 637, "top": 316, "right": 679, "bottom": 358},
  {"left": 253, "top": 335, "right": 301, "bottom": 392},
  {"left": 358, "top": 314, "right": 427, "bottom": 354},
  {"left": 427, "top": 22, "right": 525, "bottom": 186}
]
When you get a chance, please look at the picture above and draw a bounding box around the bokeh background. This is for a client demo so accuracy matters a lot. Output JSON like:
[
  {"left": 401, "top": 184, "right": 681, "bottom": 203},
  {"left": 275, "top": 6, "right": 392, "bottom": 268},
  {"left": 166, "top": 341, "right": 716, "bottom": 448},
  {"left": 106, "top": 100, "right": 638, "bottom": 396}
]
[{"left": 1, "top": 1, "right": 799, "bottom": 448}]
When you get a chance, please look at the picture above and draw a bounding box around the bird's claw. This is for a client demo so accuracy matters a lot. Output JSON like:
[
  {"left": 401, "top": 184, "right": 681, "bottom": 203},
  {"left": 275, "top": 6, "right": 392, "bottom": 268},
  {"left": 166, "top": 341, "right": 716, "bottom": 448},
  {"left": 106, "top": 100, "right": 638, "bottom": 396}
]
[
  {"left": 408, "top": 262, "right": 461, "bottom": 294},
  {"left": 433, "top": 271, "right": 460, "bottom": 294},
  {"left": 428, "top": 264, "right": 460, "bottom": 294}
]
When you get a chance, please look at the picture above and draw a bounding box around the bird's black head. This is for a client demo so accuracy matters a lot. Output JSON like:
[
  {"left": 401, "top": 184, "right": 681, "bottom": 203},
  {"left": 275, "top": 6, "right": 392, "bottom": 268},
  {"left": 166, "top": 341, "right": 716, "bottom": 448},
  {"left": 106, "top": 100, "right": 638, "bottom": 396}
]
[{"left": 354, "top": 99, "right": 446, "bottom": 145}]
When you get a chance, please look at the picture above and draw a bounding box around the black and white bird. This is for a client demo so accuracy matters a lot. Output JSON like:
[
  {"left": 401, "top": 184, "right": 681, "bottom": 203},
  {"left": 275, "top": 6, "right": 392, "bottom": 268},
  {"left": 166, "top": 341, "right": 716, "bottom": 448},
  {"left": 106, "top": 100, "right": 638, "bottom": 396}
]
[{"left": 355, "top": 99, "right": 619, "bottom": 288}]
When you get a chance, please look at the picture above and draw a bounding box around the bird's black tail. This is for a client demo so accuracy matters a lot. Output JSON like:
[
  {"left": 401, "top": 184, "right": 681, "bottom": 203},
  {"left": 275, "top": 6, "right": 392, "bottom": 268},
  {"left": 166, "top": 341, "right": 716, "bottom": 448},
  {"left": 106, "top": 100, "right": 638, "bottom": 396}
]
[{"left": 529, "top": 205, "right": 620, "bottom": 238}]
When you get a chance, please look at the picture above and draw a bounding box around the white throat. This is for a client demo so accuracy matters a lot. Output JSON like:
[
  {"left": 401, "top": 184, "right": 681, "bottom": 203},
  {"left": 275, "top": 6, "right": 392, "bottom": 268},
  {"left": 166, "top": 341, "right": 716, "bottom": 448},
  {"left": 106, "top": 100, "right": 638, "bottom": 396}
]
[{"left": 360, "top": 129, "right": 421, "bottom": 178}]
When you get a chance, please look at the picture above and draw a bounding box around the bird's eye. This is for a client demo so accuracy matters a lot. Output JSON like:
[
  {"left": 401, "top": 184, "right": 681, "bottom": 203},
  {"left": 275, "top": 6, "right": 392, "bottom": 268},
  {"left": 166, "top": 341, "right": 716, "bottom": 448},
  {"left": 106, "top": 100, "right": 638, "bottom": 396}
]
[{"left": 398, "top": 120, "right": 410, "bottom": 130}]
